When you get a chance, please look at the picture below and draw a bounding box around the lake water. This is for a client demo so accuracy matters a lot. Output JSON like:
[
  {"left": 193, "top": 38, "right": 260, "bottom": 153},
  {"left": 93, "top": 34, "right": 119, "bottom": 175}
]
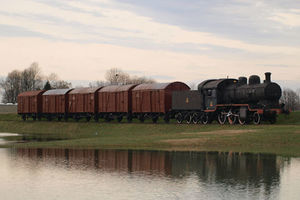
[{"left": 0, "top": 148, "right": 300, "bottom": 200}]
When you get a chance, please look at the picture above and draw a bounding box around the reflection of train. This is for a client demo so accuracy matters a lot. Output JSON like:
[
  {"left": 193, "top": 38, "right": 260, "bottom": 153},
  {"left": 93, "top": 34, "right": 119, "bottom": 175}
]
[
  {"left": 18, "top": 72, "right": 283, "bottom": 124},
  {"left": 15, "top": 148, "right": 283, "bottom": 190}
]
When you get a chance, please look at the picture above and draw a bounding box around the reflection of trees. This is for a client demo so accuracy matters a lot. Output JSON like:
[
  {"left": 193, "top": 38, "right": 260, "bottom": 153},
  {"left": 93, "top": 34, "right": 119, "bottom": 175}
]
[{"left": 15, "top": 148, "right": 288, "bottom": 194}]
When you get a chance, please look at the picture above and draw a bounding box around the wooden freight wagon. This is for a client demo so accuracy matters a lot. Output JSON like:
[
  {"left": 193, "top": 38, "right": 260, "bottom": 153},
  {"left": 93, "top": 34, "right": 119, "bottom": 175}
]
[
  {"left": 68, "top": 87, "right": 103, "bottom": 121},
  {"left": 98, "top": 84, "right": 137, "bottom": 122},
  {"left": 42, "top": 88, "right": 73, "bottom": 121},
  {"left": 132, "top": 82, "right": 190, "bottom": 122},
  {"left": 17, "top": 90, "right": 45, "bottom": 120}
]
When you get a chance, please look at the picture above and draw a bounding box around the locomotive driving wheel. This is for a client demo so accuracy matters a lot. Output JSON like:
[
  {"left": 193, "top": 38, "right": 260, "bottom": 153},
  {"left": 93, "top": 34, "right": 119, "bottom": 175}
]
[
  {"left": 228, "top": 115, "right": 237, "bottom": 125},
  {"left": 253, "top": 112, "right": 261, "bottom": 125},
  {"left": 238, "top": 116, "right": 247, "bottom": 125},
  {"left": 217, "top": 112, "right": 227, "bottom": 125}
]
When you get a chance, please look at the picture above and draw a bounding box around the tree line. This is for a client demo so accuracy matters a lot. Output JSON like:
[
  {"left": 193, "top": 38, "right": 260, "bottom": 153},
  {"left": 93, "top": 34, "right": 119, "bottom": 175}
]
[
  {"left": 0, "top": 64, "right": 155, "bottom": 104},
  {"left": 0, "top": 63, "right": 71, "bottom": 103}
]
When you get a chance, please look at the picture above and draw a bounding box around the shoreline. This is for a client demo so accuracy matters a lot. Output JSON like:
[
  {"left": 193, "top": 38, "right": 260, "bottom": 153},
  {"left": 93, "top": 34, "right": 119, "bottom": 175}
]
[{"left": 0, "top": 113, "right": 299, "bottom": 156}]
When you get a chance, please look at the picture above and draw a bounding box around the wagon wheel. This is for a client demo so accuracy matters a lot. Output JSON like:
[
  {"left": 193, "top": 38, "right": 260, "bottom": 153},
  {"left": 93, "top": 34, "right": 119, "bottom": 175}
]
[
  {"left": 139, "top": 115, "right": 145, "bottom": 123},
  {"left": 217, "top": 113, "right": 227, "bottom": 125},
  {"left": 164, "top": 115, "right": 170, "bottom": 123},
  {"left": 117, "top": 116, "right": 123, "bottom": 123},
  {"left": 47, "top": 116, "right": 52, "bottom": 121},
  {"left": 253, "top": 112, "right": 261, "bottom": 125},
  {"left": 64, "top": 116, "right": 69, "bottom": 122},
  {"left": 152, "top": 116, "right": 158, "bottom": 123},
  {"left": 127, "top": 116, "right": 133, "bottom": 123},
  {"left": 186, "top": 113, "right": 192, "bottom": 124},
  {"left": 192, "top": 113, "right": 199, "bottom": 124},
  {"left": 228, "top": 115, "right": 237, "bottom": 125},
  {"left": 86, "top": 116, "right": 91, "bottom": 122},
  {"left": 176, "top": 113, "right": 183, "bottom": 124}
]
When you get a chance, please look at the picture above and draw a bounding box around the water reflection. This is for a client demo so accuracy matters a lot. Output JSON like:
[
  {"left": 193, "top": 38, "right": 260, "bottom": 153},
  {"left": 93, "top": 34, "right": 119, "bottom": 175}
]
[{"left": 2, "top": 148, "right": 299, "bottom": 200}]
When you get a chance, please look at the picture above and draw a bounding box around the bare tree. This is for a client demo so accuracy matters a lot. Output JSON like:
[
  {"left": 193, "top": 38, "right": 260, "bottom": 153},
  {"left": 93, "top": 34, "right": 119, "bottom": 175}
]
[
  {"left": 280, "top": 88, "right": 300, "bottom": 111},
  {"left": 105, "top": 68, "right": 155, "bottom": 85},
  {"left": 127, "top": 76, "right": 156, "bottom": 84},
  {"left": 105, "top": 68, "right": 127, "bottom": 85},
  {"left": 20, "top": 62, "right": 43, "bottom": 92},
  {"left": 0, "top": 70, "right": 22, "bottom": 103},
  {"left": 88, "top": 80, "right": 108, "bottom": 88},
  {"left": 45, "top": 73, "right": 72, "bottom": 89}
]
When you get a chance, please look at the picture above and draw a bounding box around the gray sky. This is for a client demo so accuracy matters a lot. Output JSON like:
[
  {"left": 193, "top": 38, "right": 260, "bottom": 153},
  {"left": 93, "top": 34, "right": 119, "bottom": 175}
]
[{"left": 0, "top": 0, "right": 299, "bottom": 89}]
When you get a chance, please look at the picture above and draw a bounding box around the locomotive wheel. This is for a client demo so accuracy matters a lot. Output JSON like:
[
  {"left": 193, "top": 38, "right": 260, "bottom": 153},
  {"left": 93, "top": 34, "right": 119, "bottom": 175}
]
[
  {"left": 202, "top": 113, "right": 210, "bottom": 125},
  {"left": 176, "top": 113, "right": 183, "bottom": 124},
  {"left": 192, "top": 113, "right": 200, "bottom": 124},
  {"left": 228, "top": 115, "right": 237, "bottom": 125},
  {"left": 186, "top": 114, "right": 192, "bottom": 124},
  {"left": 238, "top": 116, "right": 247, "bottom": 125},
  {"left": 217, "top": 113, "right": 227, "bottom": 125},
  {"left": 253, "top": 112, "right": 261, "bottom": 125}
]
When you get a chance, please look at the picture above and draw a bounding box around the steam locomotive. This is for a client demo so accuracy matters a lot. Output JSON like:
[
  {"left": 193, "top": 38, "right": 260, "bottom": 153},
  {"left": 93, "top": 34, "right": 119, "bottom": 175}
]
[
  {"left": 18, "top": 72, "right": 283, "bottom": 124},
  {"left": 172, "top": 72, "right": 283, "bottom": 124}
]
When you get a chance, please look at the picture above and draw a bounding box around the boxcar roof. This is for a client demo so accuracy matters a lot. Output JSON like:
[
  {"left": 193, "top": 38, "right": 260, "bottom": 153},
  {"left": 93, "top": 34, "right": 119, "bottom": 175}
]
[
  {"left": 99, "top": 84, "right": 138, "bottom": 92},
  {"left": 18, "top": 90, "right": 45, "bottom": 97},
  {"left": 43, "top": 88, "right": 73, "bottom": 95},
  {"left": 132, "top": 82, "right": 189, "bottom": 91},
  {"left": 69, "top": 87, "right": 103, "bottom": 94}
]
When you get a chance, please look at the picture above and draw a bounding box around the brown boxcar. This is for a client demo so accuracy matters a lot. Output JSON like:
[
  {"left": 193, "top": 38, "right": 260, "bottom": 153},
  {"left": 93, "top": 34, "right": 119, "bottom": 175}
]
[
  {"left": 98, "top": 84, "right": 137, "bottom": 121},
  {"left": 131, "top": 82, "right": 190, "bottom": 122},
  {"left": 17, "top": 90, "right": 45, "bottom": 120},
  {"left": 42, "top": 88, "right": 73, "bottom": 120},
  {"left": 68, "top": 87, "right": 103, "bottom": 121}
]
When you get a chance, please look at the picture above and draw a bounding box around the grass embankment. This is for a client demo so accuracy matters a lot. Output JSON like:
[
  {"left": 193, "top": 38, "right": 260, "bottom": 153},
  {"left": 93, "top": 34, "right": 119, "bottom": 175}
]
[{"left": 0, "top": 112, "right": 299, "bottom": 156}]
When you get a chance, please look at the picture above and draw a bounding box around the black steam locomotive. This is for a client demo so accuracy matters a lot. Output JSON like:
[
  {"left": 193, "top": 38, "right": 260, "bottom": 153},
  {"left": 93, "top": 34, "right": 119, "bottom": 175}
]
[{"left": 172, "top": 72, "right": 283, "bottom": 124}]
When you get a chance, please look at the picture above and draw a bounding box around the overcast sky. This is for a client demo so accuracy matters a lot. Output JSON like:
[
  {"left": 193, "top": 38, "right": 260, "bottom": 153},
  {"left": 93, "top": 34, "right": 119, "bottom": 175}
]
[{"left": 0, "top": 0, "right": 299, "bottom": 89}]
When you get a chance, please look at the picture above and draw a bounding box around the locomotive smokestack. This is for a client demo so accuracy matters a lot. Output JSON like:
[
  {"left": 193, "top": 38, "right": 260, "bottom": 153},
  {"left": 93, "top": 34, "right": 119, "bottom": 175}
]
[{"left": 265, "top": 72, "right": 271, "bottom": 83}]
